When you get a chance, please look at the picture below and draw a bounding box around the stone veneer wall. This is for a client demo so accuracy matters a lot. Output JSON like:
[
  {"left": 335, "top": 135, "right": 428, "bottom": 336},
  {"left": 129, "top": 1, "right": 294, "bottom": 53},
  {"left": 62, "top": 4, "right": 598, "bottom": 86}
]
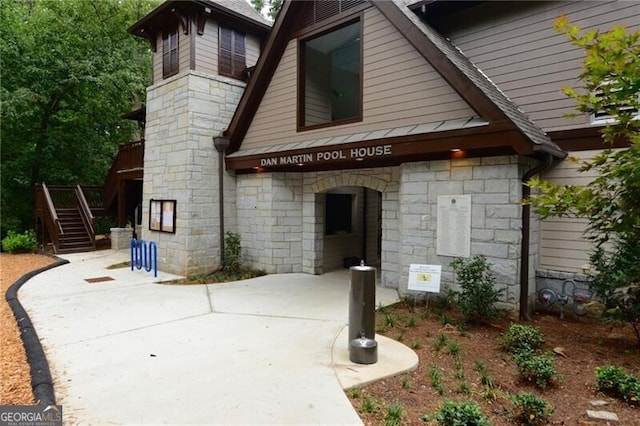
[
  {"left": 236, "top": 172, "right": 303, "bottom": 274},
  {"left": 396, "top": 156, "right": 533, "bottom": 311},
  {"left": 234, "top": 155, "right": 534, "bottom": 311},
  {"left": 142, "top": 71, "right": 243, "bottom": 275}
]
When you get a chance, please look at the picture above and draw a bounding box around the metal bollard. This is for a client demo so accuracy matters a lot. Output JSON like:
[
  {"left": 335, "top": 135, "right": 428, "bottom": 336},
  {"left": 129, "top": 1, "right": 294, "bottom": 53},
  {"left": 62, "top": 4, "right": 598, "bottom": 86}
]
[{"left": 348, "top": 262, "right": 377, "bottom": 364}]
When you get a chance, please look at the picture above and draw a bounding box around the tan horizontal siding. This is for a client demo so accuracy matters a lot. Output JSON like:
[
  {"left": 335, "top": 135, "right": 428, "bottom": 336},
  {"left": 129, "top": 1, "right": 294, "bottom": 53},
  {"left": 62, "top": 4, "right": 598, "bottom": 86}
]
[
  {"left": 541, "top": 219, "right": 589, "bottom": 233},
  {"left": 242, "top": 7, "right": 474, "bottom": 151},
  {"left": 539, "top": 247, "right": 590, "bottom": 263},
  {"left": 152, "top": 30, "right": 189, "bottom": 81},
  {"left": 243, "top": 41, "right": 298, "bottom": 143},
  {"left": 537, "top": 150, "right": 613, "bottom": 273},
  {"left": 179, "top": 30, "right": 190, "bottom": 73},
  {"left": 194, "top": 22, "right": 260, "bottom": 76},
  {"left": 195, "top": 20, "right": 218, "bottom": 75},
  {"left": 539, "top": 256, "right": 589, "bottom": 272},
  {"left": 439, "top": 1, "right": 640, "bottom": 132},
  {"left": 246, "top": 34, "right": 261, "bottom": 68},
  {"left": 153, "top": 33, "right": 162, "bottom": 83},
  {"left": 542, "top": 238, "right": 592, "bottom": 252}
]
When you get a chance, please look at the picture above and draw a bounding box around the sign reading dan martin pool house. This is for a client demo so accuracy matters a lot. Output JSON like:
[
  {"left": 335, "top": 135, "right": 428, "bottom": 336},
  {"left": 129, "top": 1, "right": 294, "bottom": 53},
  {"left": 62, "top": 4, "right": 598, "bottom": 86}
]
[{"left": 260, "top": 144, "right": 393, "bottom": 167}]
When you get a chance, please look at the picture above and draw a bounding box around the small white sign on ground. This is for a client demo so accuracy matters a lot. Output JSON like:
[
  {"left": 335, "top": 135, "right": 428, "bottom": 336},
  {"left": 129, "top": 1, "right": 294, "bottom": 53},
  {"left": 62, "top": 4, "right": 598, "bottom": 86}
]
[{"left": 408, "top": 264, "right": 442, "bottom": 293}]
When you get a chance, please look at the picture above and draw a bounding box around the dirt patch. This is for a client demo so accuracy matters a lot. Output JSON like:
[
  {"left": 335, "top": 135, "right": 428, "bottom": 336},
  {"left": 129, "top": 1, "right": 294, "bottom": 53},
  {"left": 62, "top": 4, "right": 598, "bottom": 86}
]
[
  {"left": 0, "top": 253, "right": 56, "bottom": 405},
  {"left": 348, "top": 301, "right": 640, "bottom": 425}
]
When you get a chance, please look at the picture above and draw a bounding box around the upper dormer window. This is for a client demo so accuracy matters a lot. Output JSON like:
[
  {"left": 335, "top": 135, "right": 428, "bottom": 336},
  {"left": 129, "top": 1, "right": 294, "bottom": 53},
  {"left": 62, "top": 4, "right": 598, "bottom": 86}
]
[
  {"left": 162, "top": 27, "right": 179, "bottom": 78},
  {"left": 219, "top": 26, "right": 246, "bottom": 81},
  {"left": 590, "top": 80, "right": 640, "bottom": 125},
  {"left": 299, "top": 19, "right": 362, "bottom": 130}
]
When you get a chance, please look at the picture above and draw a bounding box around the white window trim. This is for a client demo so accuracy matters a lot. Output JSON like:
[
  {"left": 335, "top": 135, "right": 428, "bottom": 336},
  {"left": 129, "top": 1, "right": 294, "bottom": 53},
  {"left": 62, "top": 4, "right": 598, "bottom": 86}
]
[{"left": 589, "top": 81, "right": 640, "bottom": 125}]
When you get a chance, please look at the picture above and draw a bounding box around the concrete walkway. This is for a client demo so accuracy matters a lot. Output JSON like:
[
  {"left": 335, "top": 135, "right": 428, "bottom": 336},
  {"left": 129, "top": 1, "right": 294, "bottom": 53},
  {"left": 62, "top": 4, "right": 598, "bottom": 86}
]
[{"left": 19, "top": 250, "right": 417, "bottom": 425}]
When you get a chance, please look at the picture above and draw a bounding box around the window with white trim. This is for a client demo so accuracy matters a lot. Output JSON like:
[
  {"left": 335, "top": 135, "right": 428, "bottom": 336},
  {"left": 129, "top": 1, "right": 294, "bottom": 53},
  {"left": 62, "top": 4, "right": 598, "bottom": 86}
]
[{"left": 590, "top": 81, "right": 640, "bottom": 125}]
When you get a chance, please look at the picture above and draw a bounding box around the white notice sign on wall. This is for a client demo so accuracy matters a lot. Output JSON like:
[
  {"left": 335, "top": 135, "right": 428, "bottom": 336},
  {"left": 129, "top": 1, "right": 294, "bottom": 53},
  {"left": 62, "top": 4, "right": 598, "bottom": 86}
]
[
  {"left": 436, "top": 195, "right": 471, "bottom": 258},
  {"left": 408, "top": 264, "right": 442, "bottom": 292}
]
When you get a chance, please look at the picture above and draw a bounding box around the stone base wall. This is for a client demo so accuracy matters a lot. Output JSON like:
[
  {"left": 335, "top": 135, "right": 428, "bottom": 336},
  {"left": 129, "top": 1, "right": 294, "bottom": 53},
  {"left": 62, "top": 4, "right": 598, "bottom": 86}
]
[
  {"left": 395, "top": 157, "right": 527, "bottom": 310},
  {"left": 234, "top": 155, "right": 532, "bottom": 311},
  {"left": 110, "top": 227, "right": 133, "bottom": 250},
  {"left": 141, "top": 71, "right": 244, "bottom": 275}
]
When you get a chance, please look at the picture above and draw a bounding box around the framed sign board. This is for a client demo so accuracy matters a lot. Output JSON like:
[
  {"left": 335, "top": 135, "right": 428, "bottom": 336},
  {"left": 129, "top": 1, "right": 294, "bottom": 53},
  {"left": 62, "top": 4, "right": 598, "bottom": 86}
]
[{"left": 149, "top": 199, "right": 176, "bottom": 233}]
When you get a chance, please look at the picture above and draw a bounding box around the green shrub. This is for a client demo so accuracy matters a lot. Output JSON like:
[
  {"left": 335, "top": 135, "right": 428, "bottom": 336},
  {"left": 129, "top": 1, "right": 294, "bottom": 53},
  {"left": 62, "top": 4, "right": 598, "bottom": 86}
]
[
  {"left": 223, "top": 232, "right": 241, "bottom": 274},
  {"left": 346, "top": 387, "right": 361, "bottom": 399},
  {"left": 433, "top": 333, "right": 448, "bottom": 353},
  {"left": 2, "top": 230, "right": 37, "bottom": 253},
  {"left": 360, "top": 396, "right": 380, "bottom": 413},
  {"left": 447, "top": 340, "right": 462, "bottom": 359},
  {"left": 384, "top": 401, "right": 405, "bottom": 426},
  {"left": 514, "top": 351, "right": 560, "bottom": 389},
  {"left": 501, "top": 323, "right": 545, "bottom": 353},
  {"left": 595, "top": 366, "right": 640, "bottom": 404},
  {"left": 400, "top": 376, "right": 412, "bottom": 389},
  {"left": 426, "top": 400, "right": 491, "bottom": 426},
  {"left": 95, "top": 216, "right": 116, "bottom": 235},
  {"left": 509, "top": 392, "right": 554, "bottom": 426},
  {"left": 429, "top": 366, "right": 445, "bottom": 395},
  {"left": 451, "top": 255, "right": 504, "bottom": 323}
]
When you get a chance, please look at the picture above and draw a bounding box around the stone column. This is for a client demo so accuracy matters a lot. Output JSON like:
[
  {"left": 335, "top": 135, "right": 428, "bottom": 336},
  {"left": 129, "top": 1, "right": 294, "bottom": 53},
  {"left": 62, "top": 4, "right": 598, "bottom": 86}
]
[{"left": 141, "top": 71, "right": 243, "bottom": 275}]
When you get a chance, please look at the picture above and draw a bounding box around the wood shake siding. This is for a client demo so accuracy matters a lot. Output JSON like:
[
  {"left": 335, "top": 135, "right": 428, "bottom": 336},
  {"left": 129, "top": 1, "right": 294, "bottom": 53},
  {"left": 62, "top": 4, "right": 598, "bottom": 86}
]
[
  {"left": 435, "top": 1, "right": 640, "bottom": 132},
  {"left": 538, "top": 150, "right": 604, "bottom": 273},
  {"left": 241, "top": 7, "right": 475, "bottom": 151}
]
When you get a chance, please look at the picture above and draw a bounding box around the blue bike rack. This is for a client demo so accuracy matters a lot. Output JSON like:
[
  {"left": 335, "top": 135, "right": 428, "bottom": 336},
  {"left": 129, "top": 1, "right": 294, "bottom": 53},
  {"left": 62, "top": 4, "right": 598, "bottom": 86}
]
[{"left": 130, "top": 239, "right": 158, "bottom": 278}]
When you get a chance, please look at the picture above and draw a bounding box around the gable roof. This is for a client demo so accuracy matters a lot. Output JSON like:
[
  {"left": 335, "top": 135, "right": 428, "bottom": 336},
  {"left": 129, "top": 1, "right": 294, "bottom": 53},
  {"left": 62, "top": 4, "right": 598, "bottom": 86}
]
[
  {"left": 382, "top": 0, "right": 565, "bottom": 157},
  {"left": 223, "top": 0, "right": 565, "bottom": 164}
]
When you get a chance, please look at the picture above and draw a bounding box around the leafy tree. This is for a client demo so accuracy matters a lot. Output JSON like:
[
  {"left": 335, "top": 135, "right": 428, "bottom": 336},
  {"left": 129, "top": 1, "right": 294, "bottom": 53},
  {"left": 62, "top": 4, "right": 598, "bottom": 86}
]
[
  {"left": 527, "top": 18, "right": 640, "bottom": 344},
  {"left": 0, "top": 0, "right": 159, "bottom": 237},
  {"left": 250, "top": 0, "right": 282, "bottom": 21}
]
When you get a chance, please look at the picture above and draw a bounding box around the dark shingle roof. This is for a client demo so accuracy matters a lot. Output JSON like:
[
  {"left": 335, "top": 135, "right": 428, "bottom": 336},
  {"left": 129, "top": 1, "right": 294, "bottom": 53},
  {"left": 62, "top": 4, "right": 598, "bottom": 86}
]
[{"left": 202, "top": 0, "right": 272, "bottom": 27}]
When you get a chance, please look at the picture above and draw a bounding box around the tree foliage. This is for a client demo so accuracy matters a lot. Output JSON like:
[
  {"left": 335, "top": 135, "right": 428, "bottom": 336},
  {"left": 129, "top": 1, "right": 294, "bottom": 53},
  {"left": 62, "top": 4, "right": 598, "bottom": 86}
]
[
  {"left": 0, "top": 0, "right": 159, "bottom": 237},
  {"left": 250, "top": 0, "right": 282, "bottom": 21},
  {"left": 527, "top": 18, "right": 640, "bottom": 344}
]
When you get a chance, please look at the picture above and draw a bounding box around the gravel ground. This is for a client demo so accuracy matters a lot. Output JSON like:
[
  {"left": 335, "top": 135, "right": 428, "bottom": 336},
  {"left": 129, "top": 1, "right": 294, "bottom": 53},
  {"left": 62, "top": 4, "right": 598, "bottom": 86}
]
[{"left": 0, "top": 253, "right": 55, "bottom": 405}]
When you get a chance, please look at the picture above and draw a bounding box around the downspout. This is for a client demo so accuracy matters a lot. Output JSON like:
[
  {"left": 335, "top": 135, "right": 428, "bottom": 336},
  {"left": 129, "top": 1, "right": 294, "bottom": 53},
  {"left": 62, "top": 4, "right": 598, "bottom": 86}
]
[
  {"left": 213, "top": 136, "right": 230, "bottom": 269},
  {"left": 520, "top": 154, "right": 554, "bottom": 321}
]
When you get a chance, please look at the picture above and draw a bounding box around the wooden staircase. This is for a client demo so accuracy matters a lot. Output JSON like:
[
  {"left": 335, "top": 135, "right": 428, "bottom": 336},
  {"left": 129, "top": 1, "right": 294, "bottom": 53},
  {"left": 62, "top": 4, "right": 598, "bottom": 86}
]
[
  {"left": 56, "top": 208, "right": 95, "bottom": 253},
  {"left": 34, "top": 140, "right": 144, "bottom": 254},
  {"left": 34, "top": 184, "right": 102, "bottom": 254}
]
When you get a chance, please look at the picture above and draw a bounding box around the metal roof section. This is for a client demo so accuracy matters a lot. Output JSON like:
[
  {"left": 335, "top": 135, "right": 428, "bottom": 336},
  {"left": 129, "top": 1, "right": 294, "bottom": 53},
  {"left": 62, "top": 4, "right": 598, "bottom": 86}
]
[
  {"left": 227, "top": 116, "right": 488, "bottom": 158},
  {"left": 389, "top": 0, "right": 565, "bottom": 158}
]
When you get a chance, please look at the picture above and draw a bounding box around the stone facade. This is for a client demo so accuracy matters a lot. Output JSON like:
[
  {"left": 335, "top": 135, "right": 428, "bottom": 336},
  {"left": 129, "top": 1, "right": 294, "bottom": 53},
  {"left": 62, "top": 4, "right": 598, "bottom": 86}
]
[
  {"left": 233, "top": 156, "right": 536, "bottom": 310},
  {"left": 141, "top": 71, "right": 244, "bottom": 275}
]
